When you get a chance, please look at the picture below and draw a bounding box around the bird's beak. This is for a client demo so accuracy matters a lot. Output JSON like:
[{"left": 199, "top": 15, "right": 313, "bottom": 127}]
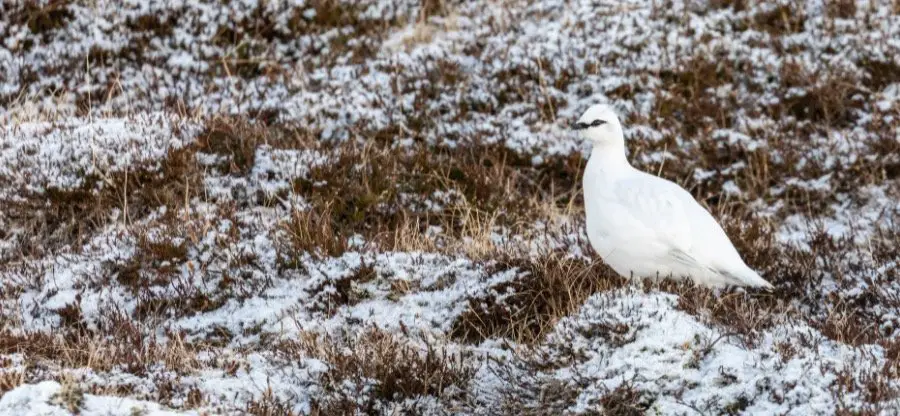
[{"left": 572, "top": 122, "right": 588, "bottom": 131}]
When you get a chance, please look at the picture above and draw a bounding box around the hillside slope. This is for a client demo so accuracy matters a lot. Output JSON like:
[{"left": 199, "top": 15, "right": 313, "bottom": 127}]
[{"left": 1, "top": 1, "right": 899, "bottom": 414}]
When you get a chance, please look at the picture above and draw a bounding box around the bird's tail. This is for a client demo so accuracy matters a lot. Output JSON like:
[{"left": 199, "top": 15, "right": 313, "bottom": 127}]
[{"left": 723, "top": 266, "right": 774, "bottom": 289}]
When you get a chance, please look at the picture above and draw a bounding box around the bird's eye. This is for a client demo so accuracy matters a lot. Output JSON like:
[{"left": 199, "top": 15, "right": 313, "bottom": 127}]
[{"left": 591, "top": 119, "right": 606, "bottom": 127}]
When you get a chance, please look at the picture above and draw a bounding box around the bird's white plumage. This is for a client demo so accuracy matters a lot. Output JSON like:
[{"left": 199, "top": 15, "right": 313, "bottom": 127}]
[{"left": 577, "top": 104, "right": 773, "bottom": 288}]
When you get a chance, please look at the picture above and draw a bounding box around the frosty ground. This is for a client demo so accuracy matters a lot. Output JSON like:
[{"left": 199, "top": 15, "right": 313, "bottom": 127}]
[{"left": 1, "top": 0, "right": 899, "bottom": 414}]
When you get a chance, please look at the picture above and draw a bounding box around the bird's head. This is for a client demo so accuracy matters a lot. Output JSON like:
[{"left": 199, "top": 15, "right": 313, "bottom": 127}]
[{"left": 572, "top": 104, "right": 623, "bottom": 145}]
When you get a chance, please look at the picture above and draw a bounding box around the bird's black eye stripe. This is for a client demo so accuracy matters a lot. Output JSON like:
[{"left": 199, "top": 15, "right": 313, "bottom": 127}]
[{"left": 572, "top": 119, "right": 607, "bottom": 130}]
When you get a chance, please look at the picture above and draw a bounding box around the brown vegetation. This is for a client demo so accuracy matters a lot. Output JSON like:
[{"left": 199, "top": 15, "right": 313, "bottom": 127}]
[
  {"left": 451, "top": 253, "right": 621, "bottom": 344},
  {"left": 2, "top": 0, "right": 900, "bottom": 413},
  {"left": 0, "top": 145, "right": 200, "bottom": 259},
  {"left": 275, "top": 328, "right": 474, "bottom": 414}
]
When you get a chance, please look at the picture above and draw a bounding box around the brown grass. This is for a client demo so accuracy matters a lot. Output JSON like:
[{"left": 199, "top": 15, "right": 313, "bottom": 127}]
[
  {"left": 115, "top": 229, "right": 189, "bottom": 291},
  {"left": 483, "top": 348, "right": 657, "bottom": 415},
  {"left": 860, "top": 58, "right": 900, "bottom": 91},
  {"left": 198, "top": 118, "right": 270, "bottom": 175},
  {"left": 708, "top": 0, "right": 747, "bottom": 12},
  {"left": 0, "top": 145, "right": 201, "bottom": 260},
  {"left": 0, "top": 369, "right": 25, "bottom": 396},
  {"left": 51, "top": 374, "right": 85, "bottom": 413},
  {"left": 274, "top": 135, "right": 583, "bottom": 266},
  {"left": 276, "top": 207, "right": 349, "bottom": 262},
  {"left": 110, "top": 205, "right": 261, "bottom": 322},
  {"left": 486, "top": 358, "right": 585, "bottom": 415},
  {"left": 670, "top": 284, "right": 787, "bottom": 345},
  {"left": 246, "top": 391, "right": 299, "bottom": 416},
  {"left": 825, "top": 0, "right": 857, "bottom": 20},
  {"left": 201, "top": 0, "right": 413, "bottom": 76},
  {"left": 12, "top": 0, "right": 73, "bottom": 37},
  {"left": 306, "top": 262, "right": 377, "bottom": 315},
  {"left": 779, "top": 61, "right": 864, "bottom": 127},
  {"left": 832, "top": 366, "right": 899, "bottom": 415},
  {"left": 275, "top": 328, "right": 474, "bottom": 414},
  {"left": 0, "top": 319, "right": 209, "bottom": 409},
  {"left": 656, "top": 54, "right": 737, "bottom": 137},
  {"left": 599, "top": 382, "right": 655, "bottom": 415},
  {"left": 0, "top": 323, "right": 199, "bottom": 378},
  {"left": 491, "top": 57, "right": 577, "bottom": 123},
  {"left": 751, "top": 4, "right": 806, "bottom": 35},
  {"left": 451, "top": 253, "right": 623, "bottom": 344}
]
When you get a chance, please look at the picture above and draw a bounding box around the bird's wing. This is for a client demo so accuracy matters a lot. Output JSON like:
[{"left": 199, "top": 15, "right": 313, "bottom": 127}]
[
  {"left": 612, "top": 173, "right": 695, "bottom": 254},
  {"left": 609, "top": 173, "right": 768, "bottom": 287}
]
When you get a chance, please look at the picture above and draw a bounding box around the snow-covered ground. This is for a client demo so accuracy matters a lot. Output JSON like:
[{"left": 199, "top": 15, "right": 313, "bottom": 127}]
[{"left": 1, "top": 0, "right": 899, "bottom": 414}]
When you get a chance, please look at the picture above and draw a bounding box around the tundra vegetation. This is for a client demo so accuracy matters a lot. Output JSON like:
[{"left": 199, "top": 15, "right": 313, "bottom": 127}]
[{"left": 0, "top": 0, "right": 899, "bottom": 414}]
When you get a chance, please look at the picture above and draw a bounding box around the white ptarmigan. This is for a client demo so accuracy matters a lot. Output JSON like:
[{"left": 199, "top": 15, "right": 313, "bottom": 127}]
[{"left": 576, "top": 104, "right": 773, "bottom": 288}]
